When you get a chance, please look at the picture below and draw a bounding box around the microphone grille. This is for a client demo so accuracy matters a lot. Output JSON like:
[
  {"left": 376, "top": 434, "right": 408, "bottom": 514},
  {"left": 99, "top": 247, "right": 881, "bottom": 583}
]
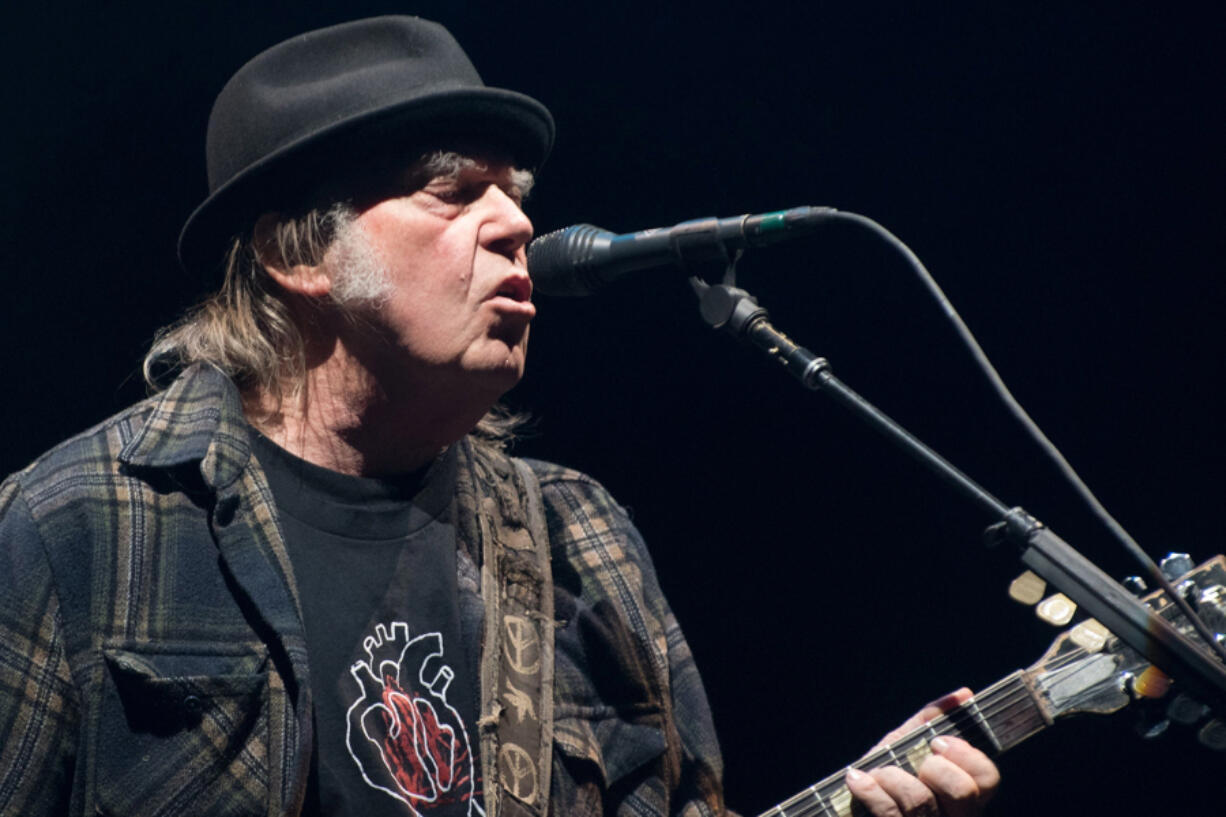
[{"left": 527, "top": 224, "right": 608, "bottom": 296}]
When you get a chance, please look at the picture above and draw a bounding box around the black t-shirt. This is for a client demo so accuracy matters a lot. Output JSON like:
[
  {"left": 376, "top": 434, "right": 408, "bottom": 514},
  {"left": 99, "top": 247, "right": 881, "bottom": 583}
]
[{"left": 251, "top": 434, "right": 484, "bottom": 816}]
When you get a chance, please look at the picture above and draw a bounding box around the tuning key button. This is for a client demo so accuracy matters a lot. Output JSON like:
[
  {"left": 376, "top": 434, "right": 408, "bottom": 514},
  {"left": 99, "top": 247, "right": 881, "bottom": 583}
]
[
  {"left": 1121, "top": 576, "right": 1148, "bottom": 597},
  {"left": 1131, "top": 666, "right": 1173, "bottom": 700},
  {"left": 1197, "top": 719, "right": 1226, "bottom": 751},
  {"left": 1159, "top": 552, "right": 1195, "bottom": 582},
  {"left": 1069, "top": 619, "right": 1109, "bottom": 652},
  {"left": 1166, "top": 693, "right": 1210, "bottom": 725},
  {"left": 1036, "top": 593, "right": 1076, "bottom": 626},
  {"left": 1008, "top": 571, "right": 1047, "bottom": 605}
]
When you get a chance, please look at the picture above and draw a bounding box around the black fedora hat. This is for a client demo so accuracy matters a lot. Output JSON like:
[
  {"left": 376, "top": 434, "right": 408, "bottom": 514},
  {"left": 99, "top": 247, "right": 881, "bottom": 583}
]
[{"left": 178, "top": 16, "right": 554, "bottom": 276}]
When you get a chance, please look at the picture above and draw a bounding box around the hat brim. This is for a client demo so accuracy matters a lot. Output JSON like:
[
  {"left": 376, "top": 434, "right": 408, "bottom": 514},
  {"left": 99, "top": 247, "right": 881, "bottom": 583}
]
[{"left": 178, "top": 85, "right": 554, "bottom": 277}]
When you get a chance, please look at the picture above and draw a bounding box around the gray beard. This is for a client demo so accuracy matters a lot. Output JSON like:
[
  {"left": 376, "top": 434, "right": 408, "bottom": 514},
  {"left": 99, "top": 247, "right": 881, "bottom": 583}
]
[{"left": 328, "top": 217, "right": 395, "bottom": 307}]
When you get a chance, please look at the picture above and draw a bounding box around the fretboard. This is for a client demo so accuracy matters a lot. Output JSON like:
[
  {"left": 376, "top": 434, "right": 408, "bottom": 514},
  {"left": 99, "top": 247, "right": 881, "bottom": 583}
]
[{"left": 757, "top": 671, "right": 1048, "bottom": 817}]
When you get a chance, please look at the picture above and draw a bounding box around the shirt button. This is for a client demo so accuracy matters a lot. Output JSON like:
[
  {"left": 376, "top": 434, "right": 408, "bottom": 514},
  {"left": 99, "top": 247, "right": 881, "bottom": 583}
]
[{"left": 182, "top": 694, "right": 203, "bottom": 714}]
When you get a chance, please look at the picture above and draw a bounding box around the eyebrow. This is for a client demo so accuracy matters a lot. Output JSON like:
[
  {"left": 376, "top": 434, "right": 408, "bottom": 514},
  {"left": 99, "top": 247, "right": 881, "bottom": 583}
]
[
  {"left": 418, "top": 166, "right": 534, "bottom": 204},
  {"left": 509, "top": 168, "right": 535, "bottom": 201}
]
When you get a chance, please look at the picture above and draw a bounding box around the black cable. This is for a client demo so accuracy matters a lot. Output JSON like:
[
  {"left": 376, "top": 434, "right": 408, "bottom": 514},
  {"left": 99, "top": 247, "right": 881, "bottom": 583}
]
[{"left": 823, "top": 208, "right": 1226, "bottom": 668}]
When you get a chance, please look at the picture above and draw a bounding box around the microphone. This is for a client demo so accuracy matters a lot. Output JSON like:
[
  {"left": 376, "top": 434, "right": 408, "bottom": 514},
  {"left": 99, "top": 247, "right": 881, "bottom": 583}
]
[{"left": 527, "top": 205, "right": 836, "bottom": 296}]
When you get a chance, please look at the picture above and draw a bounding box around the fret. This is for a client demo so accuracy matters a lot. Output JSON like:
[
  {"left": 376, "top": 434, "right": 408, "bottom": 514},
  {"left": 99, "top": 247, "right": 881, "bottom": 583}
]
[
  {"left": 816, "top": 776, "right": 858, "bottom": 817},
  {"left": 976, "top": 671, "right": 1050, "bottom": 752},
  {"left": 988, "top": 696, "right": 1049, "bottom": 751},
  {"left": 755, "top": 556, "right": 1226, "bottom": 817},
  {"left": 904, "top": 737, "right": 933, "bottom": 772},
  {"left": 810, "top": 782, "right": 839, "bottom": 817},
  {"left": 826, "top": 785, "right": 853, "bottom": 817},
  {"left": 756, "top": 672, "right": 1051, "bottom": 817},
  {"left": 815, "top": 778, "right": 849, "bottom": 817},
  {"left": 809, "top": 775, "right": 838, "bottom": 814},
  {"left": 966, "top": 696, "right": 1002, "bottom": 753},
  {"left": 773, "top": 779, "right": 840, "bottom": 817}
]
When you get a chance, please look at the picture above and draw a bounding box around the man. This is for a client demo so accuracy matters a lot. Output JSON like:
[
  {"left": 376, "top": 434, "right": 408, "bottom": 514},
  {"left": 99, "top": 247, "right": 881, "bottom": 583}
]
[{"left": 0, "top": 16, "right": 997, "bottom": 817}]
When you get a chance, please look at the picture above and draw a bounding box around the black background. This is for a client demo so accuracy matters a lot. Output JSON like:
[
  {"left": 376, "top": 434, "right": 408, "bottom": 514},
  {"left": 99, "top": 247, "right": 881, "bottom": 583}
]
[{"left": 3, "top": 2, "right": 1223, "bottom": 814}]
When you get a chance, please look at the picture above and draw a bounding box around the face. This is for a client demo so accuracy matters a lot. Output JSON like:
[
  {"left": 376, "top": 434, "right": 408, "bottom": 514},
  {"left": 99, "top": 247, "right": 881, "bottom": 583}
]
[{"left": 323, "top": 155, "right": 536, "bottom": 401}]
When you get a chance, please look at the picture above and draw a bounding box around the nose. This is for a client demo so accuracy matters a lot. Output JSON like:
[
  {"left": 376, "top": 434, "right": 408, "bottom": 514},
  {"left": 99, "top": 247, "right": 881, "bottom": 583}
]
[{"left": 480, "top": 185, "right": 534, "bottom": 260}]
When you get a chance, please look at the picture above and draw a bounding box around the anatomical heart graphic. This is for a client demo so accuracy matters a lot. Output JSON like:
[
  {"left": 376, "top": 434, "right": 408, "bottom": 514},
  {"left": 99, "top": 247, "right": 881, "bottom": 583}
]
[{"left": 345, "top": 622, "right": 482, "bottom": 815}]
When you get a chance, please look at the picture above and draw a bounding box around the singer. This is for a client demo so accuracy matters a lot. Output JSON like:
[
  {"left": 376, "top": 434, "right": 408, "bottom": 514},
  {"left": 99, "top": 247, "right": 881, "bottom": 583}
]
[{"left": 0, "top": 16, "right": 996, "bottom": 817}]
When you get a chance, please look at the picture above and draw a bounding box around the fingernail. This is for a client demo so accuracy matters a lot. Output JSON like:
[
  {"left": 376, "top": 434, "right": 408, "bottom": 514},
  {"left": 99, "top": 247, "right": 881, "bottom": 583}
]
[
  {"left": 846, "top": 768, "right": 867, "bottom": 782},
  {"left": 931, "top": 736, "right": 950, "bottom": 754}
]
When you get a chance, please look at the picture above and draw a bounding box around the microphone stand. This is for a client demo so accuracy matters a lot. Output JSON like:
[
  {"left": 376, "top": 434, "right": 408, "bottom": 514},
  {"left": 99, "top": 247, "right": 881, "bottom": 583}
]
[{"left": 692, "top": 278, "right": 1226, "bottom": 712}]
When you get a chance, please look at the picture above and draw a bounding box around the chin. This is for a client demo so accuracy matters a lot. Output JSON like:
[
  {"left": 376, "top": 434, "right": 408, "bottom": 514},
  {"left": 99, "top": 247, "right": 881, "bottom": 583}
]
[
  {"left": 470, "top": 352, "right": 526, "bottom": 391},
  {"left": 459, "top": 334, "right": 528, "bottom": 387}
]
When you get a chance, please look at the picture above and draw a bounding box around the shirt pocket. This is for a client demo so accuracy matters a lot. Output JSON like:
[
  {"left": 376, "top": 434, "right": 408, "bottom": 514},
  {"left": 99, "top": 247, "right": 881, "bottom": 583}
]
[{"left": 94, "top": 644, "right": 271, "bottom": 817}]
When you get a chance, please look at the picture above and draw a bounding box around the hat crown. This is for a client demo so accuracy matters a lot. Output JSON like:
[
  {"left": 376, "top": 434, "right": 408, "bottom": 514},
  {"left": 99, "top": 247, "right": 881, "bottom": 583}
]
[
  {"left": 178, "top": 16, "right": 553, "bottom": 275},
  {"left": 206, "top": 17, "right": 483, "bottom": 193}
]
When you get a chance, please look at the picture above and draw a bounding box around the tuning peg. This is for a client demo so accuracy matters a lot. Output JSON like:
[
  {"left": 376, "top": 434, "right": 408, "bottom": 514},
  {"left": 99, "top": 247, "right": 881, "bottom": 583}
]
[
  {"left": 1035, "top": 593, "right": 1076, "bottom": 626},
  {"left": 1199, "top": 585, "right": 1226, "bottom": 633},
  {"left": 1121, "top": 576, "right": 1148, "bottom": 596},
  {"left": 1176, "top": 579, "right": 1201, "bottom": 612},
  {"left": 1008, "top": 571, "right": 1046, "bottom": 605},
  {"left": 1160, "top": 552, "right": 1195, "bottom": 582},
  {"left": 1197, "top": 719, "right": 1226, "bottom": 751},
  {"left": 1166, "top": 693, "right": 1210, "bottom": 725}
]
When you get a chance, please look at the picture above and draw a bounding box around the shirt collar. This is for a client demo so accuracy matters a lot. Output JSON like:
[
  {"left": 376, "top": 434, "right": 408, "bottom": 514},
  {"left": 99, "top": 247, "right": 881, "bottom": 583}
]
[{"left": 118, "top": 363, "right": 253, "bottom": 490}]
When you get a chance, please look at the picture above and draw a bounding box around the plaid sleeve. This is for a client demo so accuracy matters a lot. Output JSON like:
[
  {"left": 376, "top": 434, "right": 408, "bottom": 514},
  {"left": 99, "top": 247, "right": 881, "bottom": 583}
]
[
  {"left": 618, "top": 510, "right": 731, "bottom": 817},
  {"left": 533, "top": 462, "right": 733, "bottom": 817},
  {"left": 0, "top": 476, "right": 79, "bottom": 815}
]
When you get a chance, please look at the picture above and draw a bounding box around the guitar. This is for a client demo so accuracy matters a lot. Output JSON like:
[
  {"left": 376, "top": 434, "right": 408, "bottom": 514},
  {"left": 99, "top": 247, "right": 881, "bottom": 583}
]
[{"left": 757, "top": 554, "right": 1226, "bottom": 817}]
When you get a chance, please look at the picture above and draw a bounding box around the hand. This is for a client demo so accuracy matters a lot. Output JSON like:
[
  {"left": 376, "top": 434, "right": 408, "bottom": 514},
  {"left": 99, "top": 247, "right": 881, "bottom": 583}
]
[{"left": 844, "top": 688, "right": 1000, "bottom": 817}]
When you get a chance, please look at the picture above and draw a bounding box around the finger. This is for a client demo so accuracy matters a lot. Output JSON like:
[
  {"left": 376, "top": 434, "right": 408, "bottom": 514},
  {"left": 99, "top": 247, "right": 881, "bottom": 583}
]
[
  {"left": 924, "top": 736, "right": 1001, "bottom": 804},
  {"left": 845, "top": 768, "right": 903, "bottom": 817},
  {"left": 915, "top": 754, "right": 982, "bottom": 817},
  {"left": 846, "top": 766, "right": 939, "bottom": 817},
  {"left": 875, "top": 688, "right": 974, "bottom": 748}
]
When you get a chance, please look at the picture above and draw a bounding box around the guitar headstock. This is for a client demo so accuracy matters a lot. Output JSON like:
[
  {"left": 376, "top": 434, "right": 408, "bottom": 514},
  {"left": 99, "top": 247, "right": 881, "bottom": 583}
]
[
  {"left": 753, "top": 554, "right": 1226, "bottom": 817},
  {"left": 1017, "top": 554, "right": 1226, "bottom": 747}
]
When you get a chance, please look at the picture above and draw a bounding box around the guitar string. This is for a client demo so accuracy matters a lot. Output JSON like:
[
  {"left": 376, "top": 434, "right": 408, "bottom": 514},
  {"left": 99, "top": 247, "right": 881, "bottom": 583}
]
[
  {"left": 766, "top": 650, "right": 1101, "bottom": 817},
  {"left": 769, "top": 667, "right": 1069, "bottom": 809},
  {"left": 765, "top": 593, "right": 1201, "bottom": 817},
  {"left": 767, "top": 683, "right": 1039, "bottom": 817}
]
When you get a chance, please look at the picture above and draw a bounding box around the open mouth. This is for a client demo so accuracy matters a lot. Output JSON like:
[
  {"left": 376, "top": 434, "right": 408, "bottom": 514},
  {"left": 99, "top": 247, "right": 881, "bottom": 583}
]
[{"left": 493, "top": 275, "right": 532, "bottom": 302}]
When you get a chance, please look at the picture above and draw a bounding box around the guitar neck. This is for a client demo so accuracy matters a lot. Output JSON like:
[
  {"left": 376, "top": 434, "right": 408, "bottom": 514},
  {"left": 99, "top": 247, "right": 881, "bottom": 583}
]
[{"left": 758, "top": 671, "right": 1049, "bottom": 817}]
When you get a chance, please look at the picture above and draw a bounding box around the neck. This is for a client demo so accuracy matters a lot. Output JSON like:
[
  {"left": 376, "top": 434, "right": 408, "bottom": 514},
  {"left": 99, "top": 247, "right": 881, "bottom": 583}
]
[{"left": 246, "top": 338, "right": 493, "bottom": 478}]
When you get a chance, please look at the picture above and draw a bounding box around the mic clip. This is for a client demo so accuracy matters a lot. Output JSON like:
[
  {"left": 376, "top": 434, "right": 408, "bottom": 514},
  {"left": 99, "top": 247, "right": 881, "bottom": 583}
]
[
  {"left": 696, "top": 284, "right": 767, "bottom": 335},
  {"left": 686, "top": 224, "right": 747, "bottom": 322}
]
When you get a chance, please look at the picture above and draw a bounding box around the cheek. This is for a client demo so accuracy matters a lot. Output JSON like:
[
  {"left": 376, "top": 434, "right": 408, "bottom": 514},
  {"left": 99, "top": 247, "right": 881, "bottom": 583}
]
[{"left": 353, "top": 208, "right": 478, "bottom": 303}]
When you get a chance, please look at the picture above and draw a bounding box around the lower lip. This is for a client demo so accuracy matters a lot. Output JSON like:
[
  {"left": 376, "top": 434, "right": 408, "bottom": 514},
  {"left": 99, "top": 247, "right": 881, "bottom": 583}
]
[{"left": 487, "top": 297, "right": 536, "bottom": 318}]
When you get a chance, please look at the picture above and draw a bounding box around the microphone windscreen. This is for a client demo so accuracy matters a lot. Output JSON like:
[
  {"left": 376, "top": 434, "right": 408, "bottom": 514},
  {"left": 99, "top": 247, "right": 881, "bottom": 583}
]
[{"left": 527, "top": 224, "right": 610, "bottom": 296}]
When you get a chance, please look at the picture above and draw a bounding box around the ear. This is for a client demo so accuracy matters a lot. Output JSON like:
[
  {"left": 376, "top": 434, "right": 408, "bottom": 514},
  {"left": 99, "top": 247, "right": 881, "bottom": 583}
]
[{"left": 253, "top": 212, "right": 334, "bottom": 298}]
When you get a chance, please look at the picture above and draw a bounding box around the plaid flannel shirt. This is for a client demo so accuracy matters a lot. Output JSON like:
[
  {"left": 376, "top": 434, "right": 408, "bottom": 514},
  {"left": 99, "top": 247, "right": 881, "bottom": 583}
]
[{"left": 0, "top": 365, "right": 728, "bottom": 817}]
